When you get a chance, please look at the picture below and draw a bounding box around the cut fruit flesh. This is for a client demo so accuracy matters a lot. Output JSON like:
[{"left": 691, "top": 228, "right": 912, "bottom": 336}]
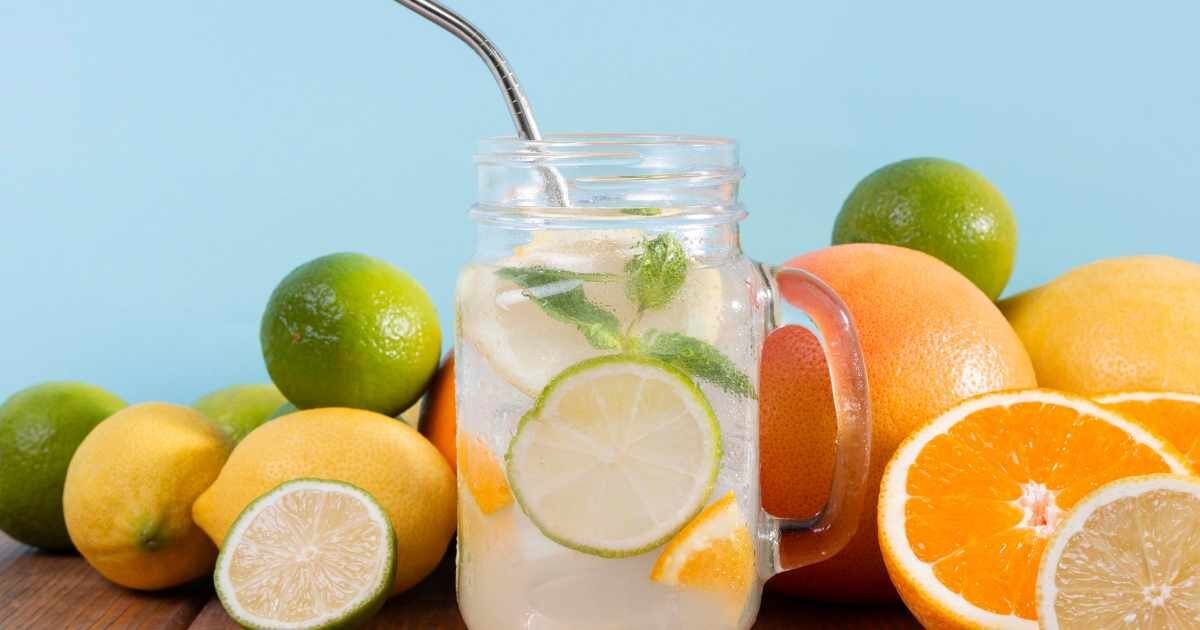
[
  {"left": 1096, "top": 391, "right": 1200, "bottom": 470},
  {"left": 506, "top": 355, "right": 721, "bottom": 558},
  {"left": 214, "top": 479, "right": 395, "bottom": 630},
  {"left": 459, "top": 433, "right": 513, "bottom": 514},
  {"left": 877, "top": 389, "right": 1191, "bottom": 629},
  {"left": 458, "top": 230, "right": 725, "bottom": 396},
  {"left": 1037, "top": 474, "right": 1200, "bottom": 630},
  {"left": 650, "top": 492, "right": 756, "bottom": 620}
]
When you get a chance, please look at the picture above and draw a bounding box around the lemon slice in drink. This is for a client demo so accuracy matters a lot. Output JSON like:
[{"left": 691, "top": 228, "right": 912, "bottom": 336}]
[
  {"left": 459, "top": 230, "right": 725, "bottom": 397},
  {"left": 506, "top": 355, "right": 721, "bottom": 557},
  {"left": 215, "top": 479, "right": 395, "bottom": 630}
]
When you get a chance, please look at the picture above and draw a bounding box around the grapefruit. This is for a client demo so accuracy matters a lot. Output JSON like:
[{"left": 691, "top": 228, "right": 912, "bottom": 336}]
[{"left": 761, "top": 243, "right": 1036, "bottom": 602}]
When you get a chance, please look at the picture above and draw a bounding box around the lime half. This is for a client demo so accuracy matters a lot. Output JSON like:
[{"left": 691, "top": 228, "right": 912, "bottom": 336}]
[
  {"left": 506, "top": 355, "right": 721, "bottom": 558},
  {"left": 215, "top": 479, "right": 395, "bottom": 630}
]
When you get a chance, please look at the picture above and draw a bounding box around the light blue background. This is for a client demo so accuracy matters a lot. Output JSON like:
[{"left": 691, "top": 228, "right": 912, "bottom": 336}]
[{"left": 3, "top": 1, "right": 1198, "bottom": 403}]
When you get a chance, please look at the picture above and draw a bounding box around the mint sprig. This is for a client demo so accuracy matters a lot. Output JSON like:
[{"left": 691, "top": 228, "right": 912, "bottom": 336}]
[
  {"left": 641, "top": 330, "right": 756, "bottom": 399},
  {"left": 495, "top": 235, "right": 756, "bottom": 399}
]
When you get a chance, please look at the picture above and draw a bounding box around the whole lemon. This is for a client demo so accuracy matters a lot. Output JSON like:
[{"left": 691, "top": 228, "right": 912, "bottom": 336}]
[
  {"left": 193, "top": 383, "right": 286, "bottom": 444},
  {"left": 192, "top": 407, "right": 456, "bottom": 594},
  {"left": 833, "top": 157, "right": 1017, "bottom": 300},
  {"left": 260, "top": 253, "right": 441, "bottom": 417},
  {"left": 63, "top": 403, "right": 231, "bottom": 590},
  {"left": 761, "top": 244, "right": 1036, "bottom": 602},
  {"left": 0, "top": 382, "right": 125, "bottom": 550},
  {"left": 1000, "top": 255, "right": 1200, "bottom": 394}
]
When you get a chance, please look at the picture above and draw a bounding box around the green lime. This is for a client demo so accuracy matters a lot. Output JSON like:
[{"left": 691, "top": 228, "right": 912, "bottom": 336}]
[
  {"left": 260, "top": 253, "right": 441, "bottom": 417},
  {"left": 193, "top": 384, "right": 286, "bottom": 444},
  {"left": 0, "top": 382, "right": 125, "bottom": 550},
  {"left": 215, "top": 478, "right": 395, "bottom": 629},
  {"left": 833, "top": 157, "right": 1017, "bottom": 300},
  {"left": 506, "top": 355, "right": 720, "bottom": 558}
]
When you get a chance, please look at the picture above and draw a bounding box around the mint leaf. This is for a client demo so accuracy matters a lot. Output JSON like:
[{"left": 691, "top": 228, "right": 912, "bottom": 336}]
[
  {"left": 497, "top": 266, "right": 618, "bottom": 286},
  {"left": 625, "top": 234, "right": 687, "bottom": 311},
  {"left": 642, "top": 330, "right": 756, "bottom": 399},
  {"left": 533, "top": 288, "right": 623, "bottom": 350},
  {"left": 497, "top": 266, "right": 623, "bottom": 350},
  {"left": 620, "top": 207, "right": 663, "bottom": 216}
]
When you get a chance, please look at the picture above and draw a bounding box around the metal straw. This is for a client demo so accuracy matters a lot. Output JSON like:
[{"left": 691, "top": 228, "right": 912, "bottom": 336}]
[{"left": 392, "top": 0, "right": 570, "bottom": 206}]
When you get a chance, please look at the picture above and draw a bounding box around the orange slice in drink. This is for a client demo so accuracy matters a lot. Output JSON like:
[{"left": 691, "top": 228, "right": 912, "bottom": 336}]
[
  {"left": 459, "top": 433, "right": 513, "bottom": 514},
  {"left": 1096, "top": 391, "right": 1200, "bottom": 470},
  {"left": 650, "top": 492, "right": 755, "bottom": 620},
  {"left": 877, "top": 389, "right": 1191, "bottom": 629}
]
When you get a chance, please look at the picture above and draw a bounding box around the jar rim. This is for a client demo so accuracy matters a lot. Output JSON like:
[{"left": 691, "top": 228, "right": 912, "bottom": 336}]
[
  {"left": 473, "top": 133, "right": 743, "bottom": 225},
  {"left": 478, "top": 132, "right": 736, "bottom": 151},
  {"left": 475, "top": 133, "right": 739, "bottom": 166}
]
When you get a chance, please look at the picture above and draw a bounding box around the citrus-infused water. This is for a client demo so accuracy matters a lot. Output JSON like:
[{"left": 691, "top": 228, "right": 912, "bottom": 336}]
[
  {"left": 456, "top": 134, "right": 872, "bottom": 630},
  {"left": 457, "top": 229, "right": 767, "bottom": 629}
]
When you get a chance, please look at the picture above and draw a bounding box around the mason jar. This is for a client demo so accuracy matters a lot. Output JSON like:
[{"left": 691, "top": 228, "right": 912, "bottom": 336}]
[{"left": 455, "top": 134, "right": 871, "bottom": 630}]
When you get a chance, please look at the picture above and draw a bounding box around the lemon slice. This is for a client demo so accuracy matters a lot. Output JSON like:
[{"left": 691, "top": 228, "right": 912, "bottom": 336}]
[
  {"left": 651, "top": 492, "right": 756, "bottom": 619},
  {"left": 506, "top": 355, "right": 721, "bottom": 557},
  {"left": 459, "top": 230, "right": 725, "bottom": 397},
  {"left": 215, "top": 479, "right": 395, "bottom": 630},
  {"left": 1037, "top": 474, "right": 1200, "bottom": 630}
]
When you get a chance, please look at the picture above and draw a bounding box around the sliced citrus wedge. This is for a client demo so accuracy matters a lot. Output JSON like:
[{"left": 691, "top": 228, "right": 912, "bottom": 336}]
[
  {"left": 214, "top": 479, "right": 395, "bottom": 630},
  {"left": 1037, "top": 474, "right": 1200, "bottom": 630},
  {"left": 459, "top": 433, "right": 513, "bottom": 514},
  {"left": 650, "top": 492, "right": 756, "bottom": 620},
  {"left": 458, "top": 230, "right": 725, "bottom": 396},
  {"left": 506, "top": 355, "right": 721, "bottom": 557},
  {"left": 1096, "top": 391, "right": 1200, "bottom": 469},
  {"left": 878, "top": 389, "right": 1190, "bottom": 629}
]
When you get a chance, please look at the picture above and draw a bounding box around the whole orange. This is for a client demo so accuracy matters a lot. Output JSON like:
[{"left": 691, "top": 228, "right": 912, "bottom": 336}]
[
  {"left": 419, "top": 352, "right": 456, "bottom": 473},
  {"left": 761, "top": 243, "right": 1036, "bottom": 602}
]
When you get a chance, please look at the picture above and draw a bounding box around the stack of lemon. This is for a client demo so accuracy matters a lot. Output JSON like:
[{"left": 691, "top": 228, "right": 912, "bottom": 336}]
[{"left": 0, "top": 252, "right": 461, "bottom": 630}]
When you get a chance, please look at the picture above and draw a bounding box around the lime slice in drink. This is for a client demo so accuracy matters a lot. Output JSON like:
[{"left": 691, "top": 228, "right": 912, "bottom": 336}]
[
  {"left": 459, "top": 231, "right": 725, "bottom": 397},
  {"left": 215, "top": 479, "right": 395, "bottom": 630},
  {"left": 506, "top": 355, "right": 721, "bottom": 557}
]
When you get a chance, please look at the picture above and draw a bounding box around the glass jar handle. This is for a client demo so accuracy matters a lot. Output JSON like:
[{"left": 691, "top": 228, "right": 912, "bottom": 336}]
[{"left": 761, "top": 264, "right": 872, "bottom": 573}]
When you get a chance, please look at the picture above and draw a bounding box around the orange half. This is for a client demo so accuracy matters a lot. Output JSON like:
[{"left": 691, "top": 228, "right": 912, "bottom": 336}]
[
  {"left": 877, "top": 389, "right": 1191, "bottom": 629},
  {"left": 1096, "top": 391, "right": 1200, "bottom": 470}
]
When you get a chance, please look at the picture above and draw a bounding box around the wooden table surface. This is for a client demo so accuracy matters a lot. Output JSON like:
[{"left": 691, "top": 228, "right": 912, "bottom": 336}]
[{"left": 0, "top": 533, "right": 918, "bottom": 629}]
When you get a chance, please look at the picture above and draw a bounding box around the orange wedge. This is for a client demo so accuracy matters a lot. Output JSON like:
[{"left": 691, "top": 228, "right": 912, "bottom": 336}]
[
  {"left": 878, "top": 389, "right": 1191, "bottom": 629},
  {"left": 1096, "top": 391, "right": 1200, "bottom": 470},
  {"left": 1037, "top": 474, "right": 1200, "bottom": 630},
  {"left": 459, "top": 433, "right": 512, "bottom": 514},
  {"left": 650, "top": 492, "right": 756, "bottom": 619}
]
